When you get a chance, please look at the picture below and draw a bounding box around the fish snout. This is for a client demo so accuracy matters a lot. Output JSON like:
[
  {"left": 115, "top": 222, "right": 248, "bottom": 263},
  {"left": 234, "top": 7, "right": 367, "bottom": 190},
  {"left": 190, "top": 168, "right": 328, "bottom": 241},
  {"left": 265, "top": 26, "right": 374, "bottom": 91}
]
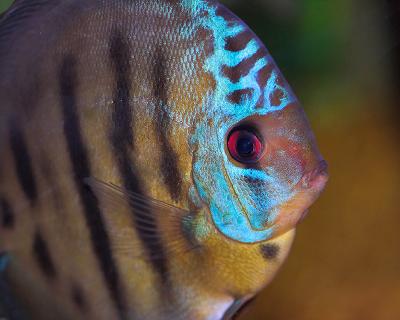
[
  {"left": 294, "top": 160, "right": 328, "bottom": 223},
  {"left": 300, "top": 160, "right": 329, "bottom": 192},
  {"left": 271, "top": 160, "right": 328, "bottom": 237}
]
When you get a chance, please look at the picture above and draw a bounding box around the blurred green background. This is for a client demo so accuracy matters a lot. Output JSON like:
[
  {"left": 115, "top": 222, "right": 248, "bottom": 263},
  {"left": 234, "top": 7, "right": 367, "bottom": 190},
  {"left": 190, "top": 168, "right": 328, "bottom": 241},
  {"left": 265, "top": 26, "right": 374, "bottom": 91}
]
[
  {"left": 0, "top": 0, "right": 12, "bottom": 14},
  {"left": 1, "top": 0, "right": 399, "bottom": 319}
]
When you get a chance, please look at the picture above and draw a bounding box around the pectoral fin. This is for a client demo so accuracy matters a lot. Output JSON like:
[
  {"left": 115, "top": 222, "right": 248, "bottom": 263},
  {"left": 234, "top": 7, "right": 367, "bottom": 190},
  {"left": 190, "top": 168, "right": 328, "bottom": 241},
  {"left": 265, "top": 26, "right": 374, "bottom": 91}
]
[{"left": 85, "top": 177, "right": 200, "bottom": 264}]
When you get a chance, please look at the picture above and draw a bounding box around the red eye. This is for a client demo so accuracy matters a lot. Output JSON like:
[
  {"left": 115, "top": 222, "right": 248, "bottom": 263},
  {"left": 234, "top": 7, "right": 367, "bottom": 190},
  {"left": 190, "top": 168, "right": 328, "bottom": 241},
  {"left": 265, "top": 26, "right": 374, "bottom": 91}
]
[{"left": 227, "top": 128, "right": 263, "bottom": 163}]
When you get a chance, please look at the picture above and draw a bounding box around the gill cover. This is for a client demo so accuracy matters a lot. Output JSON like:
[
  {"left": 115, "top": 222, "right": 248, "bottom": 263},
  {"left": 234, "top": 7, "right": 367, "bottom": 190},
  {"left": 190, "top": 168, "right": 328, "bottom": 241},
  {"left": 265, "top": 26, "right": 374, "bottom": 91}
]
[{"left": 189, "top": 2, "right": 300, "bottom": 243}]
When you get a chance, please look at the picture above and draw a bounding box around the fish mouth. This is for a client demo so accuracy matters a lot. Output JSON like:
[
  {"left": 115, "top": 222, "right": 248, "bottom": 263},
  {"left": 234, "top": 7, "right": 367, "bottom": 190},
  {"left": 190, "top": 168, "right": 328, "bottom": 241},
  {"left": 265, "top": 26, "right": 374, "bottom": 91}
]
[
  {"left": 298, "top": 160, "right": 329, "bottom": 191},
  {"left": 219, "top": 158, "right": 328, "bottom": 241},
  {"left": 270, "top": 160, "right": 329, "bottom": 236},
  {"left": 243, "top": 160, "right": 329, "bottom": 237}
]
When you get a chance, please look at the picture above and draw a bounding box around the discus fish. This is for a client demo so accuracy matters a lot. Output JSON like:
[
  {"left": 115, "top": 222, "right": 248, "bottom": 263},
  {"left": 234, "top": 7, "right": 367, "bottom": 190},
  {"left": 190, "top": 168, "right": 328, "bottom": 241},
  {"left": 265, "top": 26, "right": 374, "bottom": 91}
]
[{"left": 0, "top": 0, "right": 328, "bottom": 319}]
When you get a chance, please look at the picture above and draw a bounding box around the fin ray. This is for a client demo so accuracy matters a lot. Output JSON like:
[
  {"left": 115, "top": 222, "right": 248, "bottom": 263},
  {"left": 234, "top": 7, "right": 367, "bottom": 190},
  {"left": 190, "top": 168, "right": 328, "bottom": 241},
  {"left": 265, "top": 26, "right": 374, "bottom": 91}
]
[{"left": 85, "top": 177, "right": 199, "bottom": 264}]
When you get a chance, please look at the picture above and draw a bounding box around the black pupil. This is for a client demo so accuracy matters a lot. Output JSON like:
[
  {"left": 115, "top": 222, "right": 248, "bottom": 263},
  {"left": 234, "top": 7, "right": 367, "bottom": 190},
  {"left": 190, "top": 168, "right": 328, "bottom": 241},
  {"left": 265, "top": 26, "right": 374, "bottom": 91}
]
[{"left": 237, "top": 135, "right": 254, "bottom": 157}]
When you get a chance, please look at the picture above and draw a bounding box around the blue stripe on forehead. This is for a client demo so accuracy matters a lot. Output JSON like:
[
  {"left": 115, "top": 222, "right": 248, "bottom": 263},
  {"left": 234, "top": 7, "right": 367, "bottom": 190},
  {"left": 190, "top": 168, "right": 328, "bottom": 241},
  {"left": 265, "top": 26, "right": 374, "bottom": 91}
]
[
  {"left": 181, "top": 0, "right": 209, "bottom": 14},
  {"left": 180, "top": 0, "right": 295, "bottom": 118},
  {"left": 203, "top": 9, "right": 294, "bottom": 120},
  {"left": 186, "top": 0, "right": 298, "bottom": 243}
]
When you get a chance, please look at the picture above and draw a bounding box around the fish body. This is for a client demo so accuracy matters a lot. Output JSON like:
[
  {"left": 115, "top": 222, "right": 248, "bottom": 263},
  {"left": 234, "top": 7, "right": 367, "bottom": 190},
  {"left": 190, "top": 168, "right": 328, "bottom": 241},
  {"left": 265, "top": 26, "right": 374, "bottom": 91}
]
[{"left": 0, "top": 1, "right": 328, "bottom": 319}]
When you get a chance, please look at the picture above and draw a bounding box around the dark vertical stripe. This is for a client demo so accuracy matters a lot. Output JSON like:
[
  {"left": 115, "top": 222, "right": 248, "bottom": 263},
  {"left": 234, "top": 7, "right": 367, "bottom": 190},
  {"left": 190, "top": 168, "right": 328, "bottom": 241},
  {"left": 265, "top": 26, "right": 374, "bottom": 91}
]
[
  {"left": 58, "top": 55, "right": 126, "bottom": 319},
  {"left": 9, "top": 122, "right": 38, "bottom": 206},
  {"left": 32, "top": 232, "right": 57, "bottom": 279},
  {"left": 109, "top": 31, "right": 169, "bottom": 282},
  {"left": 71, "top": 283, "right": 89, "bottom": 313},
  {"left": 38, "top": 153, "right": 65, "bottom": 216},
  {"left": 0, "top": 197, "right": 14, "bottom": 229},
  {"left": 152, "top": 47, "right": 183, "bottom": 202}
]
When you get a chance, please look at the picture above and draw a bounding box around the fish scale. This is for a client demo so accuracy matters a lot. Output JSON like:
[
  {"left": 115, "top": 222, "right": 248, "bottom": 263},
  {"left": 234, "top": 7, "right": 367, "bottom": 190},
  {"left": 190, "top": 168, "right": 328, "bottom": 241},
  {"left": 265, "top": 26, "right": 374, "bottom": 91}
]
[{"left": 0, "top": 1, "right": 328, "bottom": 319}]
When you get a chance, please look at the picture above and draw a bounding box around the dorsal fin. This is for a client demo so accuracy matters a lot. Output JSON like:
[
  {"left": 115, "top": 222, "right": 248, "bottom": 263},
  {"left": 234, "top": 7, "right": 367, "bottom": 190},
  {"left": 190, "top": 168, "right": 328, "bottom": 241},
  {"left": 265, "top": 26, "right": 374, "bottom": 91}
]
[
  {"left": 0, "top": 0, "right": 54, "bottom": 33},
  {"left": 0, "top": 0, "right": 57, "bottom": 59}
]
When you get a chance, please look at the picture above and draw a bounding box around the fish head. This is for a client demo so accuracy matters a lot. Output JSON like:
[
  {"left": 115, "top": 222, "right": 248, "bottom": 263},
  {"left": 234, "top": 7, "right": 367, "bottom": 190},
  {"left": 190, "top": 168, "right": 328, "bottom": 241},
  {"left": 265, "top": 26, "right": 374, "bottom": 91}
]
[
  {"left": 222, "top": 101, "right": 329, "bottom": 240},
  {"left": 190, "top": 2, "right": 328, "bottom": 243}
]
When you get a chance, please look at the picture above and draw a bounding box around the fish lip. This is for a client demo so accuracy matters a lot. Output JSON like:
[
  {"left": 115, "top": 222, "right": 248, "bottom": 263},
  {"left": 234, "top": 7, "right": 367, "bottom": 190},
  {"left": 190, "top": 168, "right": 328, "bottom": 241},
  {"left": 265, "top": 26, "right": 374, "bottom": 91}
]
[
  {"left": 298, "top": 160, "right": 329, "bottom": 191},
  {"left": 284, "top": 160, "right": 328, "bottom": 225}
]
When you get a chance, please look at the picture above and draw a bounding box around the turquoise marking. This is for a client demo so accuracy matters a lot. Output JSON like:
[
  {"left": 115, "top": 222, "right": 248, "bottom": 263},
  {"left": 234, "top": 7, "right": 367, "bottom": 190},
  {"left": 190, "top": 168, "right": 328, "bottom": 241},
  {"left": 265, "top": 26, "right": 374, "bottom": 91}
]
[
  {"left": 181, "top": 0, "right": 209, "bottom": 14},
  {"left": 0, "top": 254, "right": 10, "bottom": 273},
  {"left": 182, "top": 0, "right": 299, "bottom": 243}
]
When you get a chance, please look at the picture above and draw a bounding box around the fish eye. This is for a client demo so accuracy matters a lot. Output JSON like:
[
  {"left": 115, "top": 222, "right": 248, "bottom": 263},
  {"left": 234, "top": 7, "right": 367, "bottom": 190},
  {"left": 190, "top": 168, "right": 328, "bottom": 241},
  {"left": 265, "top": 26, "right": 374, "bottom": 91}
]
[{"left": 227, "top": 127, "right": 263, "bottom": 164}]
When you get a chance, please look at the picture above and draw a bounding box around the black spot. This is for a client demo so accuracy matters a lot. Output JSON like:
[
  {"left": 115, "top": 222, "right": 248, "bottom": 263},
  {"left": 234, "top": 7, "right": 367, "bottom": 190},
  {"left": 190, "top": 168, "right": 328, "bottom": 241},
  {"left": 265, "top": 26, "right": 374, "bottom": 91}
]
[
  {"left": 59, "top": 55, "right": 126, "bottom": 319},
  {"left": 0, "top": 197, "right": 14, "bottom": 229},
  {"left": 33, "top": 232, "right": 57, "bottom": 279},
  {"left": 152, "top": 47, "right": 183, "bottom": 202},
  {"left": 260, "top": 243, "right": 280, "bottom": 260},
  {"left": 109, "top": 31, "right": 169, "bottom": 283},
  {"left": 9, "top": 122, "right": 38, "bottom": 206}
]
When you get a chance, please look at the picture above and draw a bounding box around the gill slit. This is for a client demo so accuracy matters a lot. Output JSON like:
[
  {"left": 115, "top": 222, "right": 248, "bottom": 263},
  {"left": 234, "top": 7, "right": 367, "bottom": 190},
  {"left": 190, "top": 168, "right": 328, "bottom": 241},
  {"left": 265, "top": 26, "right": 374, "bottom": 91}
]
[{"left": 220, "top": 161, "right": 254, "bottom": 229}]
